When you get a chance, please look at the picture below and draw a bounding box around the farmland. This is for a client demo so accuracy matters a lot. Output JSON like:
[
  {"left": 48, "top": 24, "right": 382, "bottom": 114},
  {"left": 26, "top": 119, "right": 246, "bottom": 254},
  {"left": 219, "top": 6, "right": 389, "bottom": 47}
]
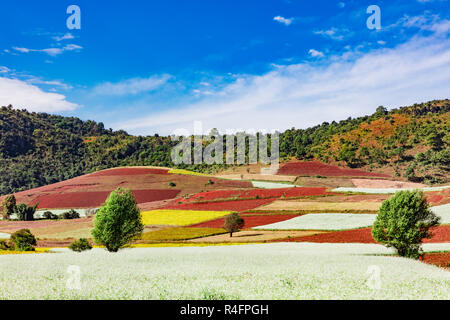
[
  {"left": 0, "top": 163, "right": 449, "bottom": 300},
  {"left": 0, "top": 244, "right": 449, "bottom": 299}
]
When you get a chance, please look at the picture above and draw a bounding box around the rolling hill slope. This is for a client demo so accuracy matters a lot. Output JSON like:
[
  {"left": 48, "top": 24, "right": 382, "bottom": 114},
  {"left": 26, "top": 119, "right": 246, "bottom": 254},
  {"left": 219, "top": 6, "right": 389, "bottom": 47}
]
[{"left": 0, "top": 99, "right": 448, "bottom": 195}]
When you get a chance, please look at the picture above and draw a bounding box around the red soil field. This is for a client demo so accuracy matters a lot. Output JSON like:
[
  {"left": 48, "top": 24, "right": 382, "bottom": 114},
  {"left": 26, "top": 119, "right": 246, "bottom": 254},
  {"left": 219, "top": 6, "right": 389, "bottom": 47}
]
[
  {"left": 277, "top": 225, "right": 450, "bottom": 244},
  {"left": 164, "top": 198, "right": 275, "bottom": 212},
  {"left": 89, "top": 168, "right": 169, "bottom": 176},
  {"left": 32, "top": 189, "right": 180, "bottom": 209},
  {"left": 427, "top": 194, "right": 444, "bottom": 204},
  {"left": 277, "top": 161, "right": 389, "bottom": 178},
  {"left": 190, "top": 214, "right": 299, "bottom": 228},
  {"left": 0, "top": 167, "right": 253, "bottom": 208},
  {"left": 420, "top": 252, "right": 450, "bottom": 270},
  {"left": 178, "top": 187, "right": 330, "bottom": 204}
]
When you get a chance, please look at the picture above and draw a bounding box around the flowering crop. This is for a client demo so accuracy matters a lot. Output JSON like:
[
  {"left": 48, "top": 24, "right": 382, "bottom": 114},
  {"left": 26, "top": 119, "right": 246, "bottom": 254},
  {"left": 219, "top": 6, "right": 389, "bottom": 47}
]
[
  {"left": 431, "top": 203, "right": 450, "bottom": 224},
  {"left": 141, "top": 210, "right": 231, "bottom": 226},
  {"left": 253, "top": 213, "right": 377, "bottom": 230},
  {"left": 333, "top": 186, "right": 450, "bottom": 194},
  {"left": 0, "top": 243, "right": 449, "bottom": 299},
  {"left": 168, "top": 169, "right": 211, "bottom": 176}
]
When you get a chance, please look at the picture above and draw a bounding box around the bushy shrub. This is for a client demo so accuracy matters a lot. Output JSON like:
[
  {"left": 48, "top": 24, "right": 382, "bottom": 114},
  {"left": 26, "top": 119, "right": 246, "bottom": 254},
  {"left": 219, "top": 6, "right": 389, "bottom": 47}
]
[
  {"left": 223, "top": 213, "right": 244, "bottom": 237},
  {"left": 43, "top": 211, "right": 59, "bottom": 220},
  {"left": 10, "top": 229, "right": 36, "bottom": 251},
  {"left": 92, "top": 188, "right": 144, "bottom": 252},
  {"left": 372, "top": 190, "right": 440, "bottom": 259},
  {"left": 15, "top": 203, "right": 37, "bottom": 221},
  {"left": 0, "top": 240, "right": 10, "bottom": 250},
  {"left": 69, "top": 238, "right": 92, "bottom": 252},
  {"left": 62, "top": 209, "right": 80, "bottom": 219}
]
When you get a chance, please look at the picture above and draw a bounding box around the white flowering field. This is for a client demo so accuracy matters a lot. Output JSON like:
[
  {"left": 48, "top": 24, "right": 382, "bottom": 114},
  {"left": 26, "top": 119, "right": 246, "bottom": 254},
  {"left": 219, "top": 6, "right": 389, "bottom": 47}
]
[
  {"left": 251, "top": 181, "right": 297, "bottom": 189},
  {"left": 0, "top": 232, "right": 10, "bottom": 239},
  {"left": 431, "top": 203, "right": 450, "bottom": 224},
  {"left": 253, "top": 213, "right": 377, "bottom": 230},
  {"left": 0, "top": 243, "right": 449, "bottom": 300},
  {"left": 332, "top": 185, "right": 450, "bottom": 194}
]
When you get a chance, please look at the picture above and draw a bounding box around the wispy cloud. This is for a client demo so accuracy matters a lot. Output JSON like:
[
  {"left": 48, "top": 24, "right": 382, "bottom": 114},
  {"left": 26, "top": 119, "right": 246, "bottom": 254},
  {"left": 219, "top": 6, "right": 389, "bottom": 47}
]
[
  {"left": 12, "top": 44, "right": 82, "bottom": 56},
  {"left": 117, "top": 19, "right": 450, "bottom": 135},
  {"left": 93, "top": 74, "right": 172, "bottom": 96},
  {"left": 0, "top": 77, "right": 77, "bottom": 112},
  {"left": 273, "top": 16, "right": 293, "bottom": 26},
  {"left": 53, "top": 33, "right": 75, "bottom": 41},
  {"left": 314, "top": 27, "right": 352, "bottom": 41}
]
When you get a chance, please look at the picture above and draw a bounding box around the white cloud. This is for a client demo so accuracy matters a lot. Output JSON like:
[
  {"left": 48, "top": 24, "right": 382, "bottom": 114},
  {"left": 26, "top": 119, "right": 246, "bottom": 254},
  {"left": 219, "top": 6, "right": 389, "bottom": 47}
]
[
  {"left": 338, "top": 2, "right": 346, "bottom": 8},
  {"left": 0, "top": 66, "right": 10, "bottom": 73},
  {"left": 12, "top": 44, "right": 82, "bottom": 56},
  {"left": 273, "top": 16, "right": 293, "bottom": 26},
  {"left": 0, "top": 77, "right": 77, "bottom": 112},
  {"left": 314, "top": 27, "right": 351, "bottom": 41},
  {"left": 93, "top": 74, "right": 172, "bottom": 96},
  {"left": 377, "top": 40, "right": 387, "bottom": 45},
  {"left": 53, "top": 33, "right": 75, "bottom": 41},
  {"left": 308, "top": 49, "right": 325, "bottom": 58},
  {"left": 117, "top": 19, "right": 450, "bottom": 135}
]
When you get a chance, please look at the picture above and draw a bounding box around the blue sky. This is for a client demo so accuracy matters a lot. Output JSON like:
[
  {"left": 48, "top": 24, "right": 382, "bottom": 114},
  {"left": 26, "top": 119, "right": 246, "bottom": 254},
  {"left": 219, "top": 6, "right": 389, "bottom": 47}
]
[{"left": 0, "top": 0, "right": 449, "bottom": 135}]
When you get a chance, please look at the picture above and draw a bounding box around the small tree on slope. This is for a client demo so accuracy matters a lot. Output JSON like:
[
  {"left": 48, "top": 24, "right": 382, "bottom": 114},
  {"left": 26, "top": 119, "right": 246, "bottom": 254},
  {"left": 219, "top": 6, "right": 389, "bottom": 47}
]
[
  {"left": 92, "top": 188, "right": 144, "bottom": 252},
  {"left": 2, "top": 195, "right": 16, "bottom": 219},
  {"left": 372, "top": 190, "right": 440, "bottom": 259},
  {"left": 223, "top": 213, "right": 244, "bottom": 237}
]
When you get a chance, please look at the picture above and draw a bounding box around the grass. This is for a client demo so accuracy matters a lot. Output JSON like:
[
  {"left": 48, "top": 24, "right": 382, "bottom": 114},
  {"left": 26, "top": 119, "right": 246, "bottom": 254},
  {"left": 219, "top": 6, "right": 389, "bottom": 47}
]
[
  {"left": 141, "top": 209, "right": 231, "bottom": 226},
  {"left": 140, "top": 227, "right": 227, "bottom": 241}
]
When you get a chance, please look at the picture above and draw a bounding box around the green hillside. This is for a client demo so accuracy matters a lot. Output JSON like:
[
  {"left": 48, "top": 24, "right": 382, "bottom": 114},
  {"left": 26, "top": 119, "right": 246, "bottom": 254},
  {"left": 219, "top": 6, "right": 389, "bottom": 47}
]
[{"left": 0, "top": 99, "right": 448, "bottom": 195}]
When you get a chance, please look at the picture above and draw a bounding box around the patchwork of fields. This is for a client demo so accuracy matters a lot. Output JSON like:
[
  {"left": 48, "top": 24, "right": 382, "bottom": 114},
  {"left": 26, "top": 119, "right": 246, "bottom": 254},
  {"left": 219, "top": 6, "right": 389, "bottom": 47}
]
[{"left": 0, "top": 163, "right": 449, "bottom": 300}]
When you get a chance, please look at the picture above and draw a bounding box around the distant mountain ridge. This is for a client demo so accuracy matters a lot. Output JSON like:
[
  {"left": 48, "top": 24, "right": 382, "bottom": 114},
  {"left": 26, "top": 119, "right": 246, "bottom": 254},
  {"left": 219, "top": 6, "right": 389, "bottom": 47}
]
[{"left": 0, "top": 99, "right": 448, "bottom": 195}]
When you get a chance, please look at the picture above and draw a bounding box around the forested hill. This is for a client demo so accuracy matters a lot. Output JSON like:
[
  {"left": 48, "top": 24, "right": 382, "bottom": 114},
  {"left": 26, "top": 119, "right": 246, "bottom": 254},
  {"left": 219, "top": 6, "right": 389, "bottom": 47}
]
[{"left": 0, "top": 99, "right": 449, "bottom": 195}]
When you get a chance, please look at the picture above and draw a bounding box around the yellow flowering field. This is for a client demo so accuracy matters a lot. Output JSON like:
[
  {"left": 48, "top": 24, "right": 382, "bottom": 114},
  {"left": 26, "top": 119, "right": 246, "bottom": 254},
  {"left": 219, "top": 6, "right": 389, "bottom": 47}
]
[
  {"left": 0, "top": 248, "right": 51, "bottom": 255},
  {"left": 168, "top": 169, "right": 210, "bottom": 176},
  {"left": 140, "top": 227, "right": 227, "bottom": 241},
  {"left": 141, "top": 209, "right": 231, "bottom": 226}
]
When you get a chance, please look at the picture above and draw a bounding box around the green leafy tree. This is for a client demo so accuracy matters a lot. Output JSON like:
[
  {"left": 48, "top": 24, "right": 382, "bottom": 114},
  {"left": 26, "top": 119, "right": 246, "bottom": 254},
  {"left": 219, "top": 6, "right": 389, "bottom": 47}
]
[
  {"left": 10, "top": 229, "right": 36, "bottom": 251},
  {"left": 372, "top": 190, "right": 440, "bottom": 259},
  {"left": 15, "top": 203, "right": 37, "bottom": 221},
  {"left": 91, "top": 188, "right": 144, "bottom": 252},
  {"left": 223, "top": 213, "right": 244, "bottom": 237},
  {"left": 1, "top": 195, "right": 16, "bottom": 219}
]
